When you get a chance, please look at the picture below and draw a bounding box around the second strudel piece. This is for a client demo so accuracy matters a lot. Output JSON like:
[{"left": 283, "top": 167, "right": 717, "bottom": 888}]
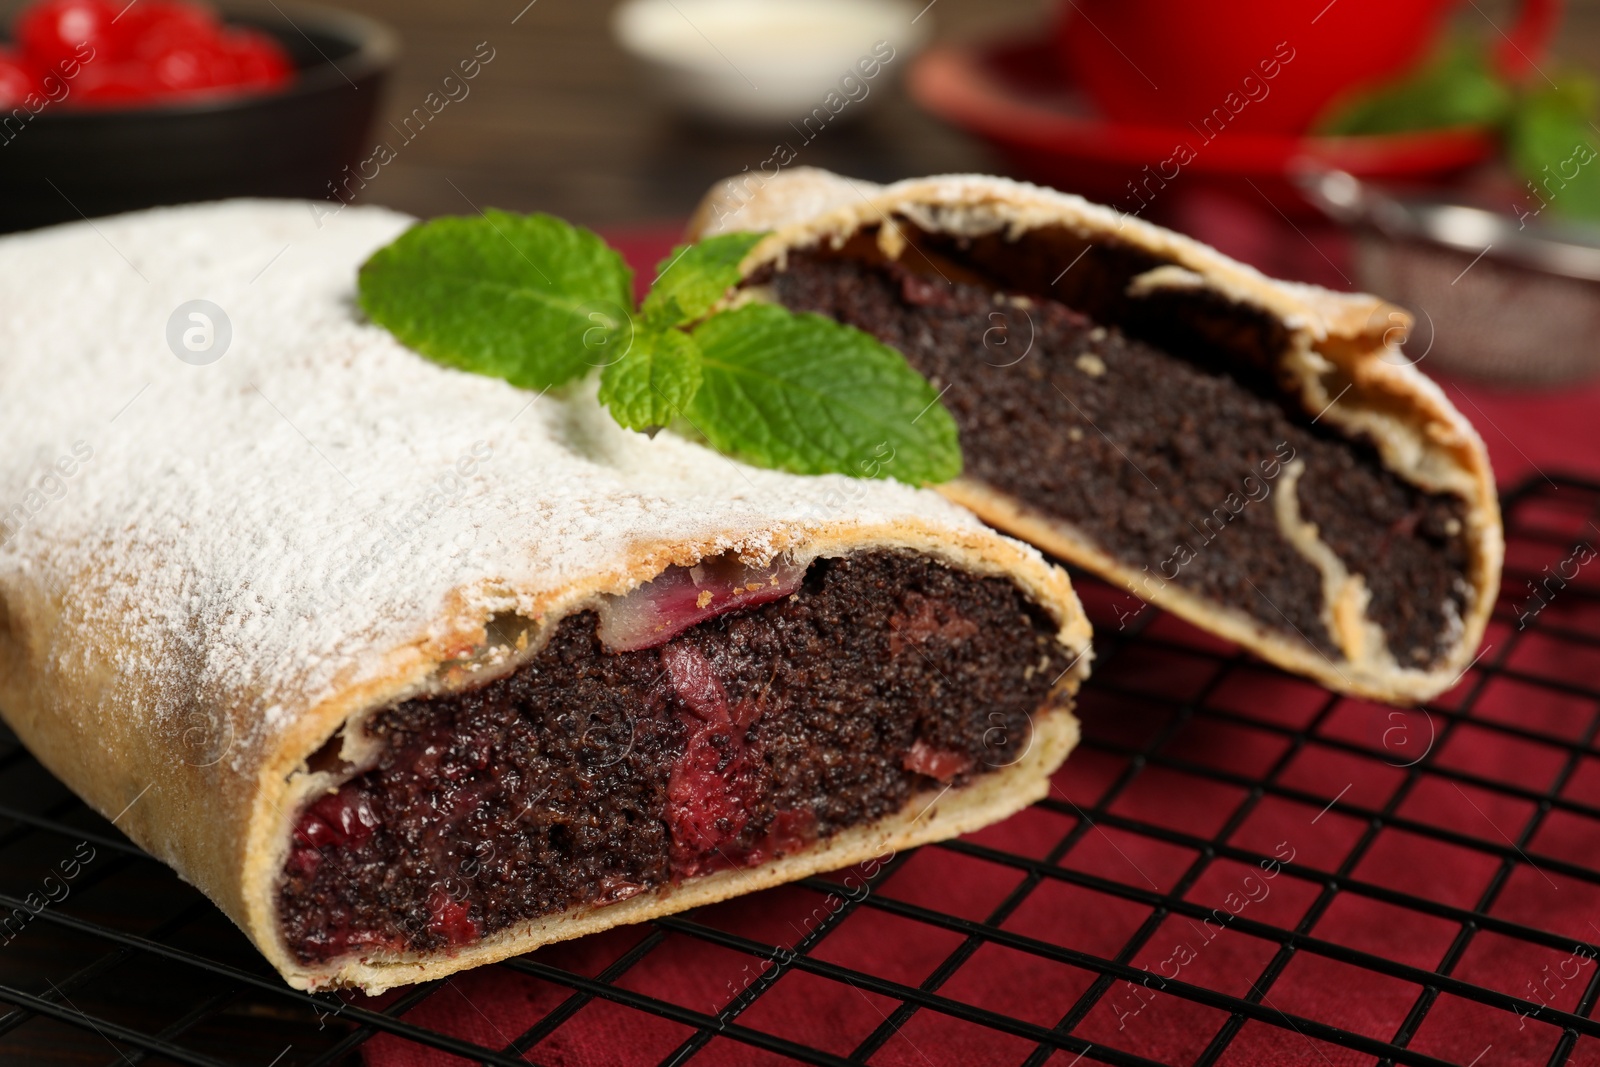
[{"left": 692, "top": 168, "right": 1503, "bottom": 703}]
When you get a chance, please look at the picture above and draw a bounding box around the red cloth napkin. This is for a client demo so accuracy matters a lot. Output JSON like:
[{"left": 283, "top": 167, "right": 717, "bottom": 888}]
[{"left": 361, "top": 220, "right": 1600, "bottom": 1067}]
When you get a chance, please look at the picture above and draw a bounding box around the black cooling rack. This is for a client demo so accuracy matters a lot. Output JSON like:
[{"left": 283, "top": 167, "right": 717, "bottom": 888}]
[{"left": 2, "top": 474, "right": 1599, "bottom": 1067}]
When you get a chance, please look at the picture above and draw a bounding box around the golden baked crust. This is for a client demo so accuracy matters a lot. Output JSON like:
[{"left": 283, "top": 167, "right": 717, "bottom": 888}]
[
  {"left": 691, "top": 168, "right": 1503, "bottom": 703},
  {"left": 0, "top": 200, "right": 1092, "bottom": 994}
]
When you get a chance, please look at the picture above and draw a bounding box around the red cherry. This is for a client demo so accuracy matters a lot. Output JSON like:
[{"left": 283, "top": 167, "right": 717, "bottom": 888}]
[
  {"left": 286, "top": 845, "right": 322, "bottom": 879},
  {"left": 221, "top": 28, "right": 290, "bottom": 89},
  {"left": 118, "top": 0, "right": 218, "bottom": 44},
  {"left": 126, "top": 2, "right": 220, "bottom": 57},
  {"left": 0, "top": 49, "right": 41, "bottom": 107},
  {"left": 21, "top": 0, "right": 292, "bottom": 106},
  {"left": 145, "top": 38, "right": 234, "bottom": 94},
  {"left": 15, "top": 0, "right": 123, "bottom": 67},
  {"left": 71, "top": 58, "right": 158, "bottom": 105},
  {"left": 426, "top": 888, "right": 480, "bottom": 946},
  {"left": 130, "top": 6, "right": 233, "bottom": 94}
]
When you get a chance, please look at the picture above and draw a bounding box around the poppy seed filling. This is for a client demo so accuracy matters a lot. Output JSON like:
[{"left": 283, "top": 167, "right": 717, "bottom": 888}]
[
  {"left": 757, "top": 237, "right": 1471, "bottom": 667},
  {"left": 277, "top": 551, "right": 1062, "bottom": 963}
]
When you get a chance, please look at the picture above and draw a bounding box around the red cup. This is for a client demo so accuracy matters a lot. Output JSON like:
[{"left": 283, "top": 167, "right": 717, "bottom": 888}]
[{"left": 1053, "top": 0, "right": 1561, "bottom": 136}]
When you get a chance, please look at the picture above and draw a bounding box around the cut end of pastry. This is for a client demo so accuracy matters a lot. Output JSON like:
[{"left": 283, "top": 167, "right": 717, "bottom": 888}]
[
  {"left": 267, "top": 547, "right": 1087, "bottom": 992},
  {"left": 694, "top": 169, "right": 1503, "bottom": 704}
]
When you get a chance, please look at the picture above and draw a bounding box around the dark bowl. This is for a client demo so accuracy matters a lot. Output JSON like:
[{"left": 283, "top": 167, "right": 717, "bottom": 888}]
[{"left": 0, "top": 0, "right": 397, "bottom": 233}]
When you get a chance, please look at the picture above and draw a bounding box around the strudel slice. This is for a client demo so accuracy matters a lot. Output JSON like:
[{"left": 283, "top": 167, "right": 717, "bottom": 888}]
[
  {"left": 0, "top": 200, "right": 1090, "bottom": 992},
  {"left": 692, "top": 169, "right": 1502, "bottom": 703}
]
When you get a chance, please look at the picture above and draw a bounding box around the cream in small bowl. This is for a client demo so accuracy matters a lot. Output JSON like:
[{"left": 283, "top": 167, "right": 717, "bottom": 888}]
[{"left": 612, "top": 0, "right": 927, "bottom": 126}]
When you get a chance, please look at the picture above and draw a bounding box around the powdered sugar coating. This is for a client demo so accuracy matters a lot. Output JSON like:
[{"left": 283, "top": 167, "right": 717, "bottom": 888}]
[{"left": 0, "top": 200, "right": 1007, "bottom": 775}]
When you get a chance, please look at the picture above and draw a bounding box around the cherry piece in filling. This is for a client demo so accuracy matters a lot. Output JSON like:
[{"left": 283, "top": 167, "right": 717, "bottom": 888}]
[
  {"left": 288, "top": 785, "right": 379, "bottom": 878},
  {"left": 659, "top": 642, "right": 818, "bottom": 878},
  {"left": 596, "top": 554, "right": 806, "bottom": 653},
  {"left": 903, "top": 739, "right": 976, "bottom": 783},
  {"left": 427, "top": 888, "right": 481, "bottom": 947},
  {"left": 661, "top": 643, "right": 762, "bottom": 873}
]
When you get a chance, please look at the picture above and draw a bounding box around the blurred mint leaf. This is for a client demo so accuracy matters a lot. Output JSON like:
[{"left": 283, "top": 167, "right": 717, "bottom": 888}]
[
  {"left": 641, "top": 232, "right": 767, "bottom": 327},
  {"left": 598, "top": 327, "right": 704, "bottom": 430},
  {"left": 358, "top": 211, "right": 633, "bottom": 390},
  {"left": 1318, "top": 37, "right": 1514, "bottom": 135},
  {"left": 1508, "top": 75, "right": 1600, "bottom": 223},
  {"left": 688, "top": 303, "right": 961, "bottom": 485}
]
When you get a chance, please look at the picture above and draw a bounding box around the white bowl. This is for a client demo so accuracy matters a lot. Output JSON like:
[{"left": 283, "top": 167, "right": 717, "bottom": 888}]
[{"left": 612, "top": 0, "right": 928, "bottom": 127}]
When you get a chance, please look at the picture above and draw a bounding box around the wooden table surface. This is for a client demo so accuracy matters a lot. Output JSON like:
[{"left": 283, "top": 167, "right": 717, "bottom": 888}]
[
  {"left": 316, "top": 0, "right": 1600, "bottom": 231},
  {"left": 300, "top": 0, "right": 1060, "bottom": 228}
]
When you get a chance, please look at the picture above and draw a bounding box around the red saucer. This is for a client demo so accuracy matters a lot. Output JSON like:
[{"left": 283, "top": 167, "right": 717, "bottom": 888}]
[{"left": 908, "top": 39, "right": 1497, "bottom": 217}]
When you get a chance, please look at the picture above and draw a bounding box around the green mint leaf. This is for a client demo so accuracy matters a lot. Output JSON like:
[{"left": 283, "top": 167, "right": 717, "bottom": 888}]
[
  {"left": 357, "top": 217, "right": 965, "bottom": 485},
  {"left": 598, "top": 328, "right": 704, "bottom": 430},
  {"left": 641, "top": 232, "right": 768, "bottom": 327},
  {"left": 642, "top": 292, "right": 687, "bottom": 332},
  {"left": 687, "top": 303, "right": 961, "bottom": 485},
  {"left": 358, "top": 210, "right": 633, "bottom": 391},
  {"left": 1317, "top": 37, "right": 1512, "bottom": 136},
  {"left": 1508, "top": 76, "right": 1600, "bottom": 223}
]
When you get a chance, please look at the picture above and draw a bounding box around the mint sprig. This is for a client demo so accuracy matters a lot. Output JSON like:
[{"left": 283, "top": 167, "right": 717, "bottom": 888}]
[
  {"left": 691, "top": 304, "right": 960, "bottom": 483},
  {"left": 357, "top": 211, "right": 633, "bottom": 390},
  {"left": 641, "top": 233, "right": 766, "bottom": 327},
  {"left": 358, "top": 215, "right": 961, "bottom": 485},
  {"left": 597, "top": 327, "right": 702, "bottom": 431}
]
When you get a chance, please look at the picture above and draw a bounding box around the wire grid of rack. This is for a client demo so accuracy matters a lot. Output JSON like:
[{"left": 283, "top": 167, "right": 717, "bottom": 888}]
[{"left": 1, "top": 474, "right": 1597, "bottom": 1066}]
